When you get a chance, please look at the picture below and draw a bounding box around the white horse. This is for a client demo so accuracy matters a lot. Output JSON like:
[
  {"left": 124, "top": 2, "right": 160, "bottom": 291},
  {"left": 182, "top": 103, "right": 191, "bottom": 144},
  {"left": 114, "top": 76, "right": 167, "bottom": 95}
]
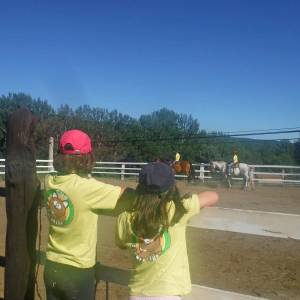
[{"left": 210, "top": 161, "right": 254, "bottom": 191}]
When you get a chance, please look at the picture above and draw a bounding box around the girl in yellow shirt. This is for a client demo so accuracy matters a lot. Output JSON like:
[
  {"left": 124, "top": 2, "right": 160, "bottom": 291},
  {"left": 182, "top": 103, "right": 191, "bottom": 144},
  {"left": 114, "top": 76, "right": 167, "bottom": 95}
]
[
  {"left": 116, "top": 162, "right": 219, "bottom": 299},
  {"left": 44, "top": 129, "right": 127, "bottom": 300}
]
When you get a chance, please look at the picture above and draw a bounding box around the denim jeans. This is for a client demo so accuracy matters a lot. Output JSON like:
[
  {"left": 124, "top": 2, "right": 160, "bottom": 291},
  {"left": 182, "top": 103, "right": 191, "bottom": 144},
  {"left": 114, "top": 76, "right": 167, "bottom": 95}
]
[{"left": 44, "top": 260, "right": 95, "bottom": 300}]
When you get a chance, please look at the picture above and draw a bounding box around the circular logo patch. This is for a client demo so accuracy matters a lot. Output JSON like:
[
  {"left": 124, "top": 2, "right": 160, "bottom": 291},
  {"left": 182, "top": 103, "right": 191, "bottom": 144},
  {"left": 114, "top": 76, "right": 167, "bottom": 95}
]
[
  {"left": 131, "top": 230, "right": 171, "bottom": 262},
  {"left": 46, "top": 189, "right": 74, "bottom": 226}
]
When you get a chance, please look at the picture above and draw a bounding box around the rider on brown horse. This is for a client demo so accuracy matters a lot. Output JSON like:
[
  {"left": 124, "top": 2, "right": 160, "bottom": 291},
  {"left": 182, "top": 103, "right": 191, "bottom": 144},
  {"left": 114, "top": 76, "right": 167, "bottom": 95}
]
[
  {"left": 172, "top": 152, "right": 181, "bottom": 166},
  {"left": 171, "top": 152, "right": 195, "bottom": 181}
]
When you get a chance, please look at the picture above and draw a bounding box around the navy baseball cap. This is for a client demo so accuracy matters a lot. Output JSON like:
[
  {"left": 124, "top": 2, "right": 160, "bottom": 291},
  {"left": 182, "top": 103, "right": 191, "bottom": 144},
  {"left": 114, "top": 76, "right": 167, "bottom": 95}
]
[{"left": 139, "top": 162, "right": 174, "bottom": 193}]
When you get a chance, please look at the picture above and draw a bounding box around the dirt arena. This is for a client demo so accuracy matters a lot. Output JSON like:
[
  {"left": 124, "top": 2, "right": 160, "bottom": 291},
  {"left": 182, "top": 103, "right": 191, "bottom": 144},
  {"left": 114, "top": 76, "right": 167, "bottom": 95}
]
[{"left": 1, "top": 178, "right": 300, "bottom": 299}]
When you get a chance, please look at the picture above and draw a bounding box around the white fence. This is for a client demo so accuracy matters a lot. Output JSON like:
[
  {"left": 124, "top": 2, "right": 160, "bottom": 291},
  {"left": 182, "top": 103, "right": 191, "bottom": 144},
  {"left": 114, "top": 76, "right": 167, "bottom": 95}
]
[
  {"left": 0, "top": 158, "right": 55, "bottom": 175},
  {"left": 1, "top": 159, "right": 300, "bottom": 185},
  {"left": 93, "top": 161, "right": 300, "bottom": 185}
]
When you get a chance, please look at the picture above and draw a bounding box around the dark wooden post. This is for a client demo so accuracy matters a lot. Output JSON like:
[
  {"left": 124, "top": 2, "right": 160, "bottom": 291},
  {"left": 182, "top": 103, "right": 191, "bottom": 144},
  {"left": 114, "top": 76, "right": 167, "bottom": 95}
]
[{"left": 4, "top": 107, "right": 40, "bottom": 300}]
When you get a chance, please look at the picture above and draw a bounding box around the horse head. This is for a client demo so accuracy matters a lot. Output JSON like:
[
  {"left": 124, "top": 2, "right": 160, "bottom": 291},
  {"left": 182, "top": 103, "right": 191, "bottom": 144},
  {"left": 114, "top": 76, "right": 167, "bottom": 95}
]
[
  {"left": 210, "top": 161, "right": 217, "bottom": 173},
  {"left": 211, "top": 161, "right": 228, "bottom": 174}
]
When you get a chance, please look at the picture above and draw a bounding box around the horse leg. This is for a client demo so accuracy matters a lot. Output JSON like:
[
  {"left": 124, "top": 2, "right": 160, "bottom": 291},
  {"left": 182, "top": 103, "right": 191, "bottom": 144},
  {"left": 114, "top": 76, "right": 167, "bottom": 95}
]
[
  {"left": 187, "top": 171, "right": 192, "bottom": 183},
  {"left": 243, "top": 177, "right": 248, "bottom": 191},
  {"left": 243, "top": 174, "right": 250, "bottom": 191},
  {"left": 187, "top": 166, "right": 195, "bottom": 183},
  {"left": 227, "top": 175, "right": 232, "bottom": 190}
]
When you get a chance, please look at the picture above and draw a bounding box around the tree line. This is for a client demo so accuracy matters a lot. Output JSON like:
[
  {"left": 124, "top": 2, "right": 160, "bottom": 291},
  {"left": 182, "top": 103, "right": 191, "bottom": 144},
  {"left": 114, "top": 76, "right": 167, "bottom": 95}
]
[{"left": 0, "top": 93, "right": 299, "bottom": 165}]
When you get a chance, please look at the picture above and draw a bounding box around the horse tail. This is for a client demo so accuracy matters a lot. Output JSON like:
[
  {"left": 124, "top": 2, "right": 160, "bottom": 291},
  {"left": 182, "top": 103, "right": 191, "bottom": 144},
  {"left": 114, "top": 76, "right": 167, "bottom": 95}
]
[{"left": 249, "top": 166, "right": 255, "bottom": 189}]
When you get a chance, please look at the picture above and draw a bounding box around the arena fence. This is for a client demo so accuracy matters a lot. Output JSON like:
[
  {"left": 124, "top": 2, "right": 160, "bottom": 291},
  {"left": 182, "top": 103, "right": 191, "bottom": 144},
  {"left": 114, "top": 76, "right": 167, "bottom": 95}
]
[
  {"left": 92, "top": 161, "right": 300, "bottom": 185},
  {"left": 0, "top": 249, "right": 268, "bottom": 300},
  {"left": 1, "top": 159, "right": 300, "bottom": 185}
]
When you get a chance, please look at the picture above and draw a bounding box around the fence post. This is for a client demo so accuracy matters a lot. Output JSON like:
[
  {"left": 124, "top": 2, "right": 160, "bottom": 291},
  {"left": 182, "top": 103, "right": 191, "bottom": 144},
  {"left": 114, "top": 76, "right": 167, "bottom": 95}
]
[
  {"left": 49, "top": 136, "right": 54, "bottom": 172},
  {"left": 200, "top": 163, "right": 205, "bottom": 182},
  {"left": 4, "top": 107, "right": 40, "bottom": 300},
  {"left": 121, "top": 163, "right": 125, "bottom": 181}
]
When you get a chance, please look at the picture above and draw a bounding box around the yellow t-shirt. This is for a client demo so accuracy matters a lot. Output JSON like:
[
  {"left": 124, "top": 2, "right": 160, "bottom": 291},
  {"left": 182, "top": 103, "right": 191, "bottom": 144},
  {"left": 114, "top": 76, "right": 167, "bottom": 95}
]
[
  {"left": 233, "top": 154, "right": 238, "bottom": 164},
  {"left": 116, "top": 194, "right": 200, "bottom": 296},
  {"left": 175, "top": 153, "right": 181, "bottom": 161},
  {"left": 44, "top": 174, "right": 121, "bottom": 268}
]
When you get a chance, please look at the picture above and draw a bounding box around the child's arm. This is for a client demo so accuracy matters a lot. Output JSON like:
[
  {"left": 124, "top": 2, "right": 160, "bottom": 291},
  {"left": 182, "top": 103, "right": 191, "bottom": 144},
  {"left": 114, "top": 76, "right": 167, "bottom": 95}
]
[
  {"left": 115, "top": 213, "right": 134, "bottom": 249},
  {"left": 97, "top": 187, "right": 136, "bottom": 216},
  {"left": 113, "top": 187, "right": 136, "bottom": 215},
  {"left": 198, "top": 191, "right": 219, "bottom": 208}
]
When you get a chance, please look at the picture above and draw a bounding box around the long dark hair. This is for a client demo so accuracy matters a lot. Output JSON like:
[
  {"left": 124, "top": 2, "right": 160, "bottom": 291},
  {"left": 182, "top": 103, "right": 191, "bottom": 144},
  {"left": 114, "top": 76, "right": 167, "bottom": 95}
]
[{"left": 131, "top": 184, "right": 188, "bottom": 239}]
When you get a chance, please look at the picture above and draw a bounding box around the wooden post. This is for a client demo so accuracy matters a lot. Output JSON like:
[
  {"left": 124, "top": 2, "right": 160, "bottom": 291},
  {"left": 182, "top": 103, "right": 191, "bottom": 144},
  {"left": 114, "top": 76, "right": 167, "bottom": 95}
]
[
  {"left": 48, "top": 137, "right": 54, "bottom": 172},
  {"left": 4, "top": 107, "right": 40, "bottom": 300}
]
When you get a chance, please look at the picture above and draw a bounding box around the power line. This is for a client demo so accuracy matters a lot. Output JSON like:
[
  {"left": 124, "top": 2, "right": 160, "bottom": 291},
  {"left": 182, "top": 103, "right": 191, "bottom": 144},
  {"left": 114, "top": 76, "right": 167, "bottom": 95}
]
[
  {"left": 102, "top": 129, "right": 300, "bottom": 144},
  {"left": 221, "top": 126, "right": 300, "bottom": 134},
  {"left": 123, "top": 137, "right": 298, "bottom": 148}
]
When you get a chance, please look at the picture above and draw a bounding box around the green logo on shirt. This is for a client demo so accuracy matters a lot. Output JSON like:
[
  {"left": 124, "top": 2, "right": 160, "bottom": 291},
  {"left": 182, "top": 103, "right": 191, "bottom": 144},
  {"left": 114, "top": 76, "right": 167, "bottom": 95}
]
[{"left": 46, "top": 189, "right": 74, "bottom": 226}]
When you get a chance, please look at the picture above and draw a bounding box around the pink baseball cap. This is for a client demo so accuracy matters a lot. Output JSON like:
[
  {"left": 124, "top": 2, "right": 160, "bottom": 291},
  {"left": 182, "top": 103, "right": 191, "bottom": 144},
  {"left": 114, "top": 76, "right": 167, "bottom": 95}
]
[{"left": 59, "top": 129, "right": 92, "bottom": 154}]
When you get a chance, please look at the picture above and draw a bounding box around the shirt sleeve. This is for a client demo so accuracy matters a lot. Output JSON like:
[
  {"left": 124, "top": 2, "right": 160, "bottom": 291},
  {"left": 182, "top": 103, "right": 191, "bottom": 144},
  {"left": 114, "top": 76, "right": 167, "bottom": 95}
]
[
  {"left": 115, "top": 212, "right": 132, "bottom": 249},
  {"left": 82, "top": 178, "right": 122, "bottom": 210},
  {"left": 179, "top": 194, "right": 200, "bottom": 224}
]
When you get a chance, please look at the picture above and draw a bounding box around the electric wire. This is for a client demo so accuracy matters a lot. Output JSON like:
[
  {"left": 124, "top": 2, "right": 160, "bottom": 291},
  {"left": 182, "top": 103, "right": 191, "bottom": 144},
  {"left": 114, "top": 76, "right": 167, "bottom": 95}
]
[{"left": 100, "top": 128, "right": 300, "bottom": 144}]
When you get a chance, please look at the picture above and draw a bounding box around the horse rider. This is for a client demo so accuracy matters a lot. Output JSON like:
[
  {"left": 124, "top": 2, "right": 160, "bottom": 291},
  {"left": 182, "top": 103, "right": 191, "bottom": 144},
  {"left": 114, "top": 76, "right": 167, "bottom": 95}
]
[
  {"left": 227, "top": 150, "right": 239, "bottom": 176},
  {"left": 170, "top": 152, "right": 181, "bottom": 167}
]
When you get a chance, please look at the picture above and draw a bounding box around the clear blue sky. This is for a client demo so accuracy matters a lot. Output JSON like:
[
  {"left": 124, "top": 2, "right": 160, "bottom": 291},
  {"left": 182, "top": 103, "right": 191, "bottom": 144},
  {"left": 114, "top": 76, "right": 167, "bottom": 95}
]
[{"left": 0, "top": 0, "right": 299, "bottom": 140}]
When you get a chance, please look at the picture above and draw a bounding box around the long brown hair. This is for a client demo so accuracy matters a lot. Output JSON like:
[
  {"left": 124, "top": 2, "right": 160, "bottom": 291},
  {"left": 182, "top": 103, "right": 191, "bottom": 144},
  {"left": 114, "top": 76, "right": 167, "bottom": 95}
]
[
  {"left": 53, "top": 153, "right": 94, "bottom": 176},
  {"left": 131, "top": 184, "right": 188, "bottom": 239}
]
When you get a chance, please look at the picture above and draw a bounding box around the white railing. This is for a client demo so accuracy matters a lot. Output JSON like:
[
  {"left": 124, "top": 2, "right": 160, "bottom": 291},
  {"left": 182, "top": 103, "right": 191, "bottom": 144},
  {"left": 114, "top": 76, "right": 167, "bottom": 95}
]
[
  {"left": 92, "top": 161, "right": 147, "bottom": 180},
  {"left": 0, "top": 158, "right": 4, "bottom": 175},
  {"left": 250, "top": 164, "right": 300, "bottom": 184},
  {"left": 92, "top": 162, "right": 300, "bottom": 185},
  {"left": 0, "top": 158, "right": 55, "bottom": 175},
  {"left": 1, "top": 159, "right": 300, "bottom": 185}
]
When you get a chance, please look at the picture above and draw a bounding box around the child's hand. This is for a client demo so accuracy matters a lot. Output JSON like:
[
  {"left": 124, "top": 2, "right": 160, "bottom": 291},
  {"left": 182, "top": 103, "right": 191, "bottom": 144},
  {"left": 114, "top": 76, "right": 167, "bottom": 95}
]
[{"left": 198, "top": 191, "right": 219, "bottom": 208}]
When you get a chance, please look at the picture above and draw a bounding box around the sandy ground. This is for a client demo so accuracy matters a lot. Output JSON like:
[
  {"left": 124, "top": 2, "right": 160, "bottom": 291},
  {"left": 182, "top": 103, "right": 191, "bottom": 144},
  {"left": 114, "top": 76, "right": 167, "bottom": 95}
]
[{"left": 1, "top": 178, "right": 300, "bottom": 299}]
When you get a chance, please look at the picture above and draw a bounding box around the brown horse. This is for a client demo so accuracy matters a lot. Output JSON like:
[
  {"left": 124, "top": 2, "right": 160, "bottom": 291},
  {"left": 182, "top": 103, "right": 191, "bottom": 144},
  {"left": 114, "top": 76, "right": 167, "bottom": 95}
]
[{"left": 172, "top": 160, "right": 195, "bottom": 182}]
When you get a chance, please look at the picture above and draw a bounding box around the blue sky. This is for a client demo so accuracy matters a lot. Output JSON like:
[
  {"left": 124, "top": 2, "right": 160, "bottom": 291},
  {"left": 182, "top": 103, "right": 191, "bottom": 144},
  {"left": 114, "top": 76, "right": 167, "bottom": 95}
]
[{"left": 0, "top": 0, "right": 299, "bottom": 140}]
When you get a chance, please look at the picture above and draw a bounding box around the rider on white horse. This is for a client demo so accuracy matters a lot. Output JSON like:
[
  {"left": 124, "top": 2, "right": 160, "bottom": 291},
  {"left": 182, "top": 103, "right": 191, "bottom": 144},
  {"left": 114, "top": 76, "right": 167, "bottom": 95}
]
[
  {"left": 227, "top": 150, "right": 239, "bottom": 176},
  {"left": 211, "top": 160, "right": 253, "bottom": 191}
]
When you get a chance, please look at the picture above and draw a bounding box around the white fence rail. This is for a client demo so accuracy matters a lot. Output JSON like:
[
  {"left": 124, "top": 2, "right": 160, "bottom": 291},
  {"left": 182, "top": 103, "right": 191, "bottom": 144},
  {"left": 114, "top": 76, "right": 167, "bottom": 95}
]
[
  {"left": 1, "top": 159, "right": 300, "bottom": 185},
  {"left": 94, "top": 162, "right": 300, "bottom": 185},
  {"left": 0, "top": 158, "right": 55, "bottom": 175}
]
